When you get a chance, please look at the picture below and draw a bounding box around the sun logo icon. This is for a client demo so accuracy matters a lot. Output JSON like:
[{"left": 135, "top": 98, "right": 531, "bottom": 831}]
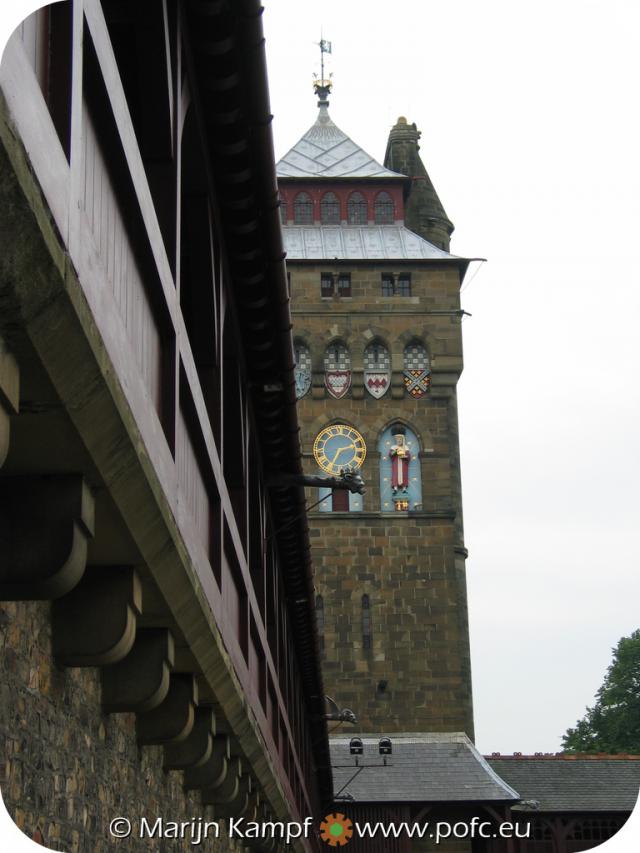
[{"left": 319, "top": 813, "right": 354, "bottom": 846}]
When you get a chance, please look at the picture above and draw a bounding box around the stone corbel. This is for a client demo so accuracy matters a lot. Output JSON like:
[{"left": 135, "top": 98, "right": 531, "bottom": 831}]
[
  {"left": 164, "top": 707, "right": 216, "bottom": 771},
  {"left": 101, "top": 628, "right": 174, "bottom": 713},
  {"left": 0, "top": 474, "right": 94, "bottom": 600},
  {"left": 243, "top": 789, "right": 261, "bottom": 823},
  {"left": 184, "top": 733, "right": 230, "bottom": 791},
  {"left": 0, "top": 341, "right": 19, "bottom": 470},
  {"left": 136, "top": 673, "right": 197, "bottom": 745},
  {"left": 207, "top": 773, "right": 252, "bottom": 817},
  {"left": 200, "top": 755, "right": 242, "bottom": 804},
  {"left": 52, "top": 566, "right": 142, "bottom": 666}
]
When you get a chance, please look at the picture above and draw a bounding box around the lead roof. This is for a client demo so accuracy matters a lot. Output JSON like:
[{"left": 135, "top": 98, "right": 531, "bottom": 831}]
[
  {"left": 281, "top": 225, "right": 462, "bottom": 261},
  {"left": 276, "top": 105, "right": 404, "bottom": 180}
]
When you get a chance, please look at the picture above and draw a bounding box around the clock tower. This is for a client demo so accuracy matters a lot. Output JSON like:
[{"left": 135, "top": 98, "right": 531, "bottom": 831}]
[{"left": 277, "top": 79, "right": 476, "bottom": 737}]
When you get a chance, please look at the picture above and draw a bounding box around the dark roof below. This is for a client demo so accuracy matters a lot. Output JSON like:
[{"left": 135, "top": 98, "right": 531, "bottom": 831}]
[
  {"left": 331, "top": 734, "right": 519, "bottom": 804},
  {"left": 487, "top": 756, "right": 640, "bottom": 813}
]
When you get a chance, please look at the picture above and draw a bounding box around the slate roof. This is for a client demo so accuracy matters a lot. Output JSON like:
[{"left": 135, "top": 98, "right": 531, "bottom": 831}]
[
  {"left": 276, "top": 105, "right": 404, "bottom": 180},
  {"left": 282, "top": 225, "right": 463, "bottom": 262},
  {"left": 487, "top": 757, "right": 640, "bottom": 813},
  {"left": 330, "top": 733, "right": 519, "bottom": 804}
]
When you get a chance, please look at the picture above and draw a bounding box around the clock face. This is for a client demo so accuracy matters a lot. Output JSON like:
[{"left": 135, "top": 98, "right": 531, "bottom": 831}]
[{"left": 313, "top": 424, "right": 367, "bottom": 475}]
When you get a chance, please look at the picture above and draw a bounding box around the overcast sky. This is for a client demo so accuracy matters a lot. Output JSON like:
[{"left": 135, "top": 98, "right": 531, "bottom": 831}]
[
  {"left": 262, "top": 0, "right": 640, "bottom": 757},
  {"left": 1, "top": 0, "right": 639, "bottom": 759}
]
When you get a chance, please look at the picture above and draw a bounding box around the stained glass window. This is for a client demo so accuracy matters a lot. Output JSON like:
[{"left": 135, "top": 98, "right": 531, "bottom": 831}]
[
  {"left": 294, "top": 191, "right": 313, "bottom": 224},
  {"left": 374, "top": 191, "right": 394, "bottom": 224},
  {"left": 320, "top": 191, "right": 340, "bottom": 224},
  {"left": 347, "top": 191, "right": 368, "bottom": 224}
]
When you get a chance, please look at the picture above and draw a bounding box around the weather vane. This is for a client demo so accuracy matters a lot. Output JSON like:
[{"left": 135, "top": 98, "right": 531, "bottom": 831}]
[{"left": 313, "top": 33, "right": 333, "bottom": 103}]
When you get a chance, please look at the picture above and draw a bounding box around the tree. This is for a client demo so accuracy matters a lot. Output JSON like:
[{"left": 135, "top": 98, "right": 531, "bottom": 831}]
[{"left": 562, "top": 629, "right": 640, "bottom": 754}]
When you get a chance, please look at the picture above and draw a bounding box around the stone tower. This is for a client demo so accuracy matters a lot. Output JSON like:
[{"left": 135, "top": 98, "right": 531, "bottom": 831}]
[{"left": 276, "top": 82, "right": 474, "bottom": 737}]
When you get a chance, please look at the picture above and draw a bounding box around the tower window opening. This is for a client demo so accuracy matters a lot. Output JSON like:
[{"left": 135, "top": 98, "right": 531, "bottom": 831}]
[
  {"left": 347, "top": 192, "right": 368, "bottom": 224},
  {"left": 362, "top": 594, "right": 372, "bottom": 650},
  {"left": 337, "top": 273, "right": 351, "bottom": 297},
  {"left": 381, "top": 272, "right": 411, "bottom": 296},
  {"left": 279, "top": 196, "right": 288, "bottom": 224},
  {"left": 321, "top": 273, "right": 334, "bottom": 297},
  {"left": 316, "top": 595, "right": 325, "bottom": 651},
  {"left": 374, "top": 192, "right": 394, "bottom": 224},
  {"left": 320, "top": 192, "right": 340, "bottom": 224},
  {"left": 321, "top": 272, "right": 351, "bottom": 298},
  {"left": 294, "top": 192, "right": 313, "bottom": 224}
]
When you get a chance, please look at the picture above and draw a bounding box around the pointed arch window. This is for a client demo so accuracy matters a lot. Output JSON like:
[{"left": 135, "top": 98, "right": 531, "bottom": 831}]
[
  {"left": 293, "top": 340, "right": 312, "bottom": 399},
  {"left": 363, "top": 342, "right": 391, "bottom": 398},
  {"left": 294, "top": 192, "right": 313, "bottom": 224},
  {"left": 362, "top": 594, "right": 372, "bottom": 650},
  {"left": 323, "top": 342, "right": 351, "bottom": 372},
  {"left": 403, "top": 341, "right": 431, "bottom": 398},
  {"left": 320, "top": 192, "right": 340, "bottom": 224},
  {"left": 374, "top": 191, "right": 394, "bottom": 224},
  {"left": 378, "top": 423, "right": 422, "bottom": 512},
  {"left": 347, "top": 191, "right": 368, "bottom": 224}
]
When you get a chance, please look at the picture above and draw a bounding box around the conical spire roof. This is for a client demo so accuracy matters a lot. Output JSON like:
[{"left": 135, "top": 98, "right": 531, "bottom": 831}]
[{"left": 276, "top": 103, "right": 404, "bottom": 180}]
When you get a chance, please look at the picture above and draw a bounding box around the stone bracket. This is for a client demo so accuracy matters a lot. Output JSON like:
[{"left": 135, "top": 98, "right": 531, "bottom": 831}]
[
  {"left": 0, "top": 474, "right": 94, "bottom": 600},
  {"left": 184, "top": 733, "right": 230, "bottom": 791},
  {"left": 200, "top": 755, "right": 241, "bottom": 804},
  {"left": 102, "top": 628, "right": 174, "bottom": 713},
  {"left": 208, "top": 773, "right": 252, "bottom": 817},
  {"left": 136, "top": 673, "right": 197, "bottom": 745},
  {"left": 163, "top": 706, "right": 215, "bottom": 770},
  {"left": 52, "top": 566, "right": 142, "bottom": 666},
  {"left": 0, "top": 340, "right": 19, "bottom": 470}
]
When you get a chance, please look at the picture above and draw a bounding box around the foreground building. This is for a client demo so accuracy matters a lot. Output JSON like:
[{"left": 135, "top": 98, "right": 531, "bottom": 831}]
[{"left": 0, "top": 2, "right": 330, "bottom": 850}]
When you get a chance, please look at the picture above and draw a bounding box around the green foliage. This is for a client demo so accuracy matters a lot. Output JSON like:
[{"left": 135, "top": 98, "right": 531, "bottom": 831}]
[{"left": 562, "top": 629, "right": 640, "bottom": 754}]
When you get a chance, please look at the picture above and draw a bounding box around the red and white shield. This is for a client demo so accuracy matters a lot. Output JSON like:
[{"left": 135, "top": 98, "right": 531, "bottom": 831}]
[
  {"left": 364, "top": 371, "right": 390, "bottom": 399},
  {"left": 325, "top": 370, "right": 351, "bottom": 399}
]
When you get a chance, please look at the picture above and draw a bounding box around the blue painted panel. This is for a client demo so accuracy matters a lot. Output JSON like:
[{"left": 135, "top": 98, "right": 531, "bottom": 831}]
[{"left": 378, "top": 425, "right": 422, "bottom": 512}]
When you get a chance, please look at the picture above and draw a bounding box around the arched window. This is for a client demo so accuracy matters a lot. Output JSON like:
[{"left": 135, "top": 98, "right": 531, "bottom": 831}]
[
  {"left": 293, "top": 340, "right": 311, "bottom": 399},
  {"left": 347, "top": 191, "right": 368, "bottom": 224},
  {"left": 316, "top": 595, "right": 325, "bottom": 651},
  {"left": 363, "top": 342, "right": 391, "bottom": 398},
  {"left": 294, "top": 192, "right": 313, "bottom": 224},
  {"left": 374, "top": 191, "right": 394, "bottom": 224},
  {"left": 403, "top": 341, "right": 431, "bottom": 398},
  {"left": 378, "top": 423, "right": 422, "bottom": 512},
  {"left": 320, "top": 192, "right": 340, "bottom": 224},
  {"left": 362, "top": 594, "right": 372, "bottom": 650}
]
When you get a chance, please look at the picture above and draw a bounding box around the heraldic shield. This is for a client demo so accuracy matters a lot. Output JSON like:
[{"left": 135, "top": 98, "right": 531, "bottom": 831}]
[
  {"left": 325, "top": 370, "right": 351, "bottom": 399},
  {"left": 364, "top": 371, "right": 390, "bottom": 399},
  {"left": 403, "top": 369, "right": 431, "bottom": 399}
]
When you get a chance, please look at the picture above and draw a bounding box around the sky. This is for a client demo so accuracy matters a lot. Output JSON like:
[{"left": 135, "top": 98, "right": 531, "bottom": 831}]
[
  {"left": 0, "top": 0, "right": 638, "bottom": 760},
  {"left": 261, "top": 0, "right": 640, "bottom": 755}
]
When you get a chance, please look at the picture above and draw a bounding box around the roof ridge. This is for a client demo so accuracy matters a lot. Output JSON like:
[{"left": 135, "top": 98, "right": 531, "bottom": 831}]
[{"left": 486, "top": 754, "right": 640, "bottom": 760}]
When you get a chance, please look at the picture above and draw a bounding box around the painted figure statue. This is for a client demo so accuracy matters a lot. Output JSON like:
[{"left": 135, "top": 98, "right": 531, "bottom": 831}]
[{"left": 389, "top": 427, "right": 411, "bottom": 494}]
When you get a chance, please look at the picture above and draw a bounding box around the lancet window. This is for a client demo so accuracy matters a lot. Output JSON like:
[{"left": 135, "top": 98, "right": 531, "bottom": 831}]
[
  {"left": 293, "top": 192, "right": 313, "bottom": 224},
  {"left": 374, "top": 191, "right": 394, "bottom": 224},
  {"left": 347, "top": 192, "right": 368, "bottom": 224},
  {"left": 320, "top": 192, "right": 340, "bottom": 224}
]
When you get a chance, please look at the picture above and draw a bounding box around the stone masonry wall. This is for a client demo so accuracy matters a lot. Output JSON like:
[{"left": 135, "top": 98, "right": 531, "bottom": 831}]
[
  {"left": 291, "top": 263, "right": 473, "bottom": 737},
  {"left": 0, "top": 600, "right": 243, "bottom": 853}
]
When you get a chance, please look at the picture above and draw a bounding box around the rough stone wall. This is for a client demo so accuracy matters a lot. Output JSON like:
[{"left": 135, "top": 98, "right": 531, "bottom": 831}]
[
  {"left": 0, "top": 601, "right": 243, "bottom": 852},
  {"left": 291, "top": 264, "right": 473, "bottom": 737}
]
